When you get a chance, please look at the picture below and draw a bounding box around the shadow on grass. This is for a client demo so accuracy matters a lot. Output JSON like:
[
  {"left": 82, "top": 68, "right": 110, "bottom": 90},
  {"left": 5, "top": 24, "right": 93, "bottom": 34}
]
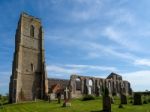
[{"left": 91, "top": 110, "right": 103, "bottom": 112}]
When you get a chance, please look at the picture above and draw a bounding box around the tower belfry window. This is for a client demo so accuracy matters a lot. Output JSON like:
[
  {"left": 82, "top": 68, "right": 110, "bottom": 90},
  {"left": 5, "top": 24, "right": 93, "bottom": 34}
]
[
  {"left": 30, "top": 25, "right": 34, "bottom": 37},
  {"left": 31, "top": 63, "right": 34, "bottom": 72}
]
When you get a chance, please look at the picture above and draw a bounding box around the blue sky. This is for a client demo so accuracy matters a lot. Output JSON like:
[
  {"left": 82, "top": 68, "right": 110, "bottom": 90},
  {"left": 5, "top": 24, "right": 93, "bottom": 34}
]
[{"left": 1, "top": 0, "right": 150, "bottom": 94}]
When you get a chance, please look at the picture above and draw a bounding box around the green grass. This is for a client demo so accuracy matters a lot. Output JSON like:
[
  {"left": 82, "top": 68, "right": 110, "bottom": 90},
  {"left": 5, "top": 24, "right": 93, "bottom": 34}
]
[{"left": 0, "top": 98, "right": 150, "bottom": 112}]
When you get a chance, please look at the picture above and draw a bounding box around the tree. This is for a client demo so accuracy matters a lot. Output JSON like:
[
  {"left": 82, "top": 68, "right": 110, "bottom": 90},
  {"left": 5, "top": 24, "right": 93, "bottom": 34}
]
[{"left": 0, "top": 94, "right": 2, "bottom": 100}]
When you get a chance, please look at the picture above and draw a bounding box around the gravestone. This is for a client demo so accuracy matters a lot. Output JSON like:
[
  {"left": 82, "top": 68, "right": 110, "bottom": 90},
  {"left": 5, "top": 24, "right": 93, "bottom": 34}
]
[
  {"left": 111, "top": 97, "right": 114, "bottom": 104},
  {"left": 48, "top": 94, "right": 51, "bottom": 103},
  {"left": 121, "top": 94, "right": 127, "bottom": 104},
  {"left": 63, "top": 87, "right": 71, "bottom": 107},
  {"left": 50, "top": 93, "right": 56, "bottom": 100},
  {"left": 103, "top": 96, "right": 111, "bottom": 112},
  {"left": 143, "top": 95, "right": 148, "bottom": 104},
  {"left": 102, "top": 87, "right": 111, "bottom": 112},
  {"left": 133, "top": 93, "right": 142, "bottom": 105},
  {"left": 57, "top": 92, "right": 61, "bottom": 104}
]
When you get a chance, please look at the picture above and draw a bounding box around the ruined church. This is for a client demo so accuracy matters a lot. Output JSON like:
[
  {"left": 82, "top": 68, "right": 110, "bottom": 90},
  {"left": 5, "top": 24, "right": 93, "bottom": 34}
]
[{"left": 9, "top": 13, "right": 132, "bottom": 103}]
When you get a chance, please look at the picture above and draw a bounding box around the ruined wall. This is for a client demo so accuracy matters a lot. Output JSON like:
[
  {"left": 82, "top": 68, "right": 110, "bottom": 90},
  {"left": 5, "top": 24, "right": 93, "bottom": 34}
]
[{"left": 70, "top": 73, "right": 132, "bottom": 98}]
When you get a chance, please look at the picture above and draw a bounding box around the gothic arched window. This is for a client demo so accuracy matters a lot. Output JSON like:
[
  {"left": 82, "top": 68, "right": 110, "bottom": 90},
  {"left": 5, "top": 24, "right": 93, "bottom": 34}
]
[
  {"left": 88, "top": 79, "right": 93, "bottom": 95},
  {"left": 30, "top": 25, "right": 34, "bottom": 37},
  {"left": 89, "top": 79, "right": 93, "bottom": 86},
  {"left": 75, "top": 78, "right": 81, "bottom": 90}
]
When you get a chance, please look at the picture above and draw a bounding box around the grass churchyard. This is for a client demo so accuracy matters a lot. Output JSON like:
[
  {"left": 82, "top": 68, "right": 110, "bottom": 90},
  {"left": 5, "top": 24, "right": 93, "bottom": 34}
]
[
  {"left": 1, "top": 97, "right": 150, "bottom": 112},
  {"left": 1, "top": 0, "right": 150, "bottom": 112}
]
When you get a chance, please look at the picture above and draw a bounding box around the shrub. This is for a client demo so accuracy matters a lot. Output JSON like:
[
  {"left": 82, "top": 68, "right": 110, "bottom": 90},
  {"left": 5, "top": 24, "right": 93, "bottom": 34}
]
[
  {"left": 130, "top": 100, "right": 133, "bottom": 104},
  {"left": 82, "top": 95, "right": 95, "bottom": 101},
  {"left": 0, "top": 94, "right": 9, "bottom": 105},
  {"left": 118, "top": 104, "right": 124, "bottom": 108},
  {"left": 143, "top": 100, "right": 148, "bottom": 104},
  {"left": 0, "top": 94, "right": 2, "bottom": 100},
  {"left": 148, "top": 99, "right": 150, "bottom": 103}
]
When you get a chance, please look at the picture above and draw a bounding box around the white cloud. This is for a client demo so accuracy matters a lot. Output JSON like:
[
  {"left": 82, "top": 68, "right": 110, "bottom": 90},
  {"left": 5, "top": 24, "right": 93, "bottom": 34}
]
[
  {"left": 86, "top": 42, "right": 137, "bottom": 60},
  {"left": 122, "top": 70, "right": 150, "bottom": 91},
  {"left": 0, "top": 83, "right": 8, "bottom": 87},
  {"left": 92, "top": 75, "right": 107, "bottom": 79},
  {"left": 70, "top": 0, "right": 103, "bottom": 21},
  {"left": 86, "top": 52, "right": 102, "bottom": 59},
  {"left": 65, "top": 64, "right": 118, "bottom": 72},
  {"left": 74, "top": 0, "right": 101, "bottom": 4},
  {"left": 107, "top": 8, "right": 135, "bottom": 25},
  {"left": 47, "top": 64, "right": 118, "bottom": 75},
  {"left": 134, "top": 59, "right": 150, "bottom": 67},
  {"left": 46, "top": 32, "right": 147, "bottom": 69},
  {"left": 46, "top": 64, "right": 118, "bottom": 79},
  {"left": 103, "top": 26, "right": 121, "bottom": 40},
  {"left": 46, "top": 65, "right": 80, "bottom": 74},
  {"left": 83, "top": 42, "right": 150, "bottom": 69},
  {"left": 46, "top": 33, "right": 138, "bottom": 62},
  {"left": 102, "top": 26, "right": 140, "bottom": 51}
]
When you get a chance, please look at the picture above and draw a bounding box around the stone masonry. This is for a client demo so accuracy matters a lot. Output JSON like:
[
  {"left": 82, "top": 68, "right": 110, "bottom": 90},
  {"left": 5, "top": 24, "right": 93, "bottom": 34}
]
[
  {"left": 70, "top": 73, "right": 132, "bottom": 98},
  {"left": 9, "top": 12, "right": 48, "bottom": 103}
]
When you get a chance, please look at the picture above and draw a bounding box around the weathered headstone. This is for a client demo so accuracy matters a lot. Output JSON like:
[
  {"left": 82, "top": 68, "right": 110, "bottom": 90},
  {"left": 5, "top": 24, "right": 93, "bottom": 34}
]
[
  {"left": 50, "top": 93, "right": 56, "bottom": 100},
  {"left": 63, "top": 87, "right": 71, "bottom": 107},
  {"left": 102, "top": 87, "right": 111, "bottom": 112},
  {"left": 143, "top": 95, "right": 148, "bottom": 104},
  {"left": 111, "top": 97, "right": 115, "bottom": 104},
  {"left": 133, "top": 93, "right": 142, "bottom": 105},
  {"left": 48, "top": 94, "right": 51, "bottom": 103},
  {"left": 57, "top": 92, "right": 61, "bottom": 104},
  {"left": 103, "top": 96, "right": 111, "bottom": 112},
  {"left": 121, "top": 94, "right": 127, "bottom": 104}
]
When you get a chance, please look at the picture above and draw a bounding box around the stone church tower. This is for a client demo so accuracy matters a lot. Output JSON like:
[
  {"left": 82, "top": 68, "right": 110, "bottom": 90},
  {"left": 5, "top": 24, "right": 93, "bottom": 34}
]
[{"left": 9, "top": 13, "right": 48, "bottom": 103}]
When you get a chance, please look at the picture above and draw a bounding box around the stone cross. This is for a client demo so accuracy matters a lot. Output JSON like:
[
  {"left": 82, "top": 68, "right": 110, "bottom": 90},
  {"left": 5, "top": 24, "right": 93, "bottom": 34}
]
[
  {"left": 63, "top": 87, "right": 71, "bottom": 107},
  {"left": 64, "top": 87, "right": 69, "bottom": 100}
]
